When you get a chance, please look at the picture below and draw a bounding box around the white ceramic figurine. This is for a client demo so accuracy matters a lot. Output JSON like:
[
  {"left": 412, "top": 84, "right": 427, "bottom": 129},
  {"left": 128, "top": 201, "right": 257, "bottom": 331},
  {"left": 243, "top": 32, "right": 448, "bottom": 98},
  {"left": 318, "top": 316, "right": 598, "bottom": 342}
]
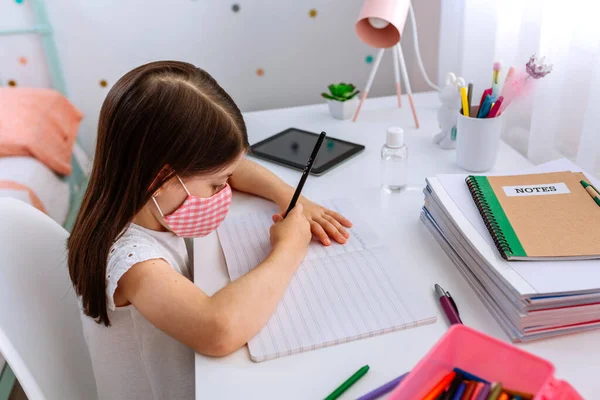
[{"left": 433, "top": 72, "right": 464, "bottom": 149}]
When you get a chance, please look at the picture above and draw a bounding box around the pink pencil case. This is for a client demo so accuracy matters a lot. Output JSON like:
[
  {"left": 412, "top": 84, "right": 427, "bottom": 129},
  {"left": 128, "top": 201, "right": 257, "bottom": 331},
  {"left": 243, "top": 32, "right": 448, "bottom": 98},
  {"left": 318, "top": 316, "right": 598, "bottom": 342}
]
[{"left": 388, "top": 325, "right": 582, "bottom": 400}]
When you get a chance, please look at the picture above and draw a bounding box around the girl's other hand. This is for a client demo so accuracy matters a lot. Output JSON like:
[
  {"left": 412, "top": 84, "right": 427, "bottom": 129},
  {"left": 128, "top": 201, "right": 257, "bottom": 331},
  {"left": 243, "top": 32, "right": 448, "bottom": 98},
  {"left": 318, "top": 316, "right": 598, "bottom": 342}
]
[
  {"left": 270, "top": 204, "right": 311, "bottom": 262},
  {"left": 293, "top": 198, "right": 353, "bottom": 246}
]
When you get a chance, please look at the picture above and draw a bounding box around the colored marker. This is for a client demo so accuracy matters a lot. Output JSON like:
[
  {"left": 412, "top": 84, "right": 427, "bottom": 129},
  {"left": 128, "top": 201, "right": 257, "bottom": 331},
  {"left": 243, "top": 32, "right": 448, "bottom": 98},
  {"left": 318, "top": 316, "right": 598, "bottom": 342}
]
[
  {"left": 324, "top": 365, "right": 369, "bottom": 400},
  {"left": 476, "top": 383, "right": 491, "bottom": 400},
  {"left": 423, "top": 372, "right": 456, "bottom": 400},
  {"left": 460, "top": 86, "right": 470, "bottom": 117},
  {"left": 463, "top": 381, "right": 477, "bottom": 399},
  {"left": 477, "top": 95, "right": 494, "bottom": 118},
  {"left": 470, "top": 382, "right": 485, "bottom": 400},
  {"left": 442, "top": 372, "right": 464, "bottom": 400},
  {"left": 450, "top": 382, "right": 466, "bottom": 400},
  {"left": 356, "top": 372, "right": 408, "bottom": 400},
  {"left": 467, "top": 82, "right": 474, "bottom": 112},
  {"left": 488, "top": 383, "right": 504, "bottom": 400},
  {"left": 477, "top": 88, "right": 492, "bottom": 116},
  {"left": 488, "top": 96, "right": 504, "bottom": 118}
]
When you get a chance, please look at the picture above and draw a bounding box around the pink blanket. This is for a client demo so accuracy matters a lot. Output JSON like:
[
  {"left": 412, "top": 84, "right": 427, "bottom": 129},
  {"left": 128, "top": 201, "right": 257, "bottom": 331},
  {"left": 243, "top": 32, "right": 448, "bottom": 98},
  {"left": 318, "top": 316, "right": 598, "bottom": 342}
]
[{"left": 0, "top": 88, "right": 83, "bottom": 175}]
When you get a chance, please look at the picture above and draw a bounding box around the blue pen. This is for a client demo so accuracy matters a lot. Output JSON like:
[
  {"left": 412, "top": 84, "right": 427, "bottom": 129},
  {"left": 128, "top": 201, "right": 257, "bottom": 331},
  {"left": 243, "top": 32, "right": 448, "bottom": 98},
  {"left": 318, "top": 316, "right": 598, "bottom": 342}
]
[{"left": 451, "top": 382, "right": 466, "bottom": 400}]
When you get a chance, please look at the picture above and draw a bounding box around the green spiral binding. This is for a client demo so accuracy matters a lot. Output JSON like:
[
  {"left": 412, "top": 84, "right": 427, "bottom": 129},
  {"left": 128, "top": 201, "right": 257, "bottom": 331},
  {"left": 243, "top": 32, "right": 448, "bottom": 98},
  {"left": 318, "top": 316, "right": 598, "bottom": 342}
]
[{"left": 466, "top": 175, "right": 527, "bottom": 260}]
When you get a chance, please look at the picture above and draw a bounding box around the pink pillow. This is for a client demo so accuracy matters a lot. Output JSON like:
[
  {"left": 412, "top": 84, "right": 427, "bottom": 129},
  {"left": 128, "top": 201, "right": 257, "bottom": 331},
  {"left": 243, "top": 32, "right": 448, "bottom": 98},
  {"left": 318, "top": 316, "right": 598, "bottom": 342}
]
[{"left": 0, "top": 88, "right": 83, "bottom": 175}]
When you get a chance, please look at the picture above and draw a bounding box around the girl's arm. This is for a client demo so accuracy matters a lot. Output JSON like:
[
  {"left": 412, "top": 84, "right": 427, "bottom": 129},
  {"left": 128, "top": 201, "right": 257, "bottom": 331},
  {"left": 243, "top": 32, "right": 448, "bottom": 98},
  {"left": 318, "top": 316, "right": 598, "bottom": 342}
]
[
  {"left": 117, "top": 204, "right": 311, "bottom": 357},
  {"left": 229, "top": 158, "right": 352, "bottom": 245}
]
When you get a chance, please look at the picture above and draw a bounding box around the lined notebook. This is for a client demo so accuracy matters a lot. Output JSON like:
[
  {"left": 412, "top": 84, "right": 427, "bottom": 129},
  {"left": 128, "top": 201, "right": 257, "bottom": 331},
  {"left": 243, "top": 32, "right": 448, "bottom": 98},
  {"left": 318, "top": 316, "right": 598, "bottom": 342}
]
[
  {"left": 466, "top": 171, "right": 600, "bottom": 261},
  {"left": 218, "top": 199, "right": 436, "bottom": 362}
]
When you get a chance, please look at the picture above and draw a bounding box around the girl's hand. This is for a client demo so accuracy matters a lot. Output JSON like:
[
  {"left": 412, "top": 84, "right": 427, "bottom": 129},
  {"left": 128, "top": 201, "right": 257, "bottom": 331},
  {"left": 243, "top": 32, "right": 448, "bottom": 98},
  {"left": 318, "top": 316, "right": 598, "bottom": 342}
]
[
  {"left": 270, "top": 204, "right": 312, "bottom": 262},
  {"left": 285, "top": 197, "right": 353, "bottom": 246}
]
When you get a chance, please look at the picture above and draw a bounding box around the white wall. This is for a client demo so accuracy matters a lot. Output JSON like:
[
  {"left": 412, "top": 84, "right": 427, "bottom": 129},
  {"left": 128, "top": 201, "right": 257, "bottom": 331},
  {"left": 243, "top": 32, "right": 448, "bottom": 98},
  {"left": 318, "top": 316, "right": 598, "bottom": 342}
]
[{"left": 1, "top": 0, "right": 439, "bottom": 155}]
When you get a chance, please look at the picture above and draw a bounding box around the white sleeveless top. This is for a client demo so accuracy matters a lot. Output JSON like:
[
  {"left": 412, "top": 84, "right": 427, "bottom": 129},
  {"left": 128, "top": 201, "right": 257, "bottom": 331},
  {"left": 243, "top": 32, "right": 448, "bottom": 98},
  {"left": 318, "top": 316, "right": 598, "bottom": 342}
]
[{"left": 80, "top": 223, "right": 194, "bottom": 400}]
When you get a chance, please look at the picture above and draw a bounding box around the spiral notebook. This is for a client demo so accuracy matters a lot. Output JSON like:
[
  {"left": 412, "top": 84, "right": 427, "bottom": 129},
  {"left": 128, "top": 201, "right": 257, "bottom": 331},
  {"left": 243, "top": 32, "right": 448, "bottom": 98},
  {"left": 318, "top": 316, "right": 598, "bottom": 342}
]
[
  {"left": 466, "top": 171, "right": 600, "bottom": 261},
  {"left": 217, "top": 199, "right": 436, "bottom": 362}
]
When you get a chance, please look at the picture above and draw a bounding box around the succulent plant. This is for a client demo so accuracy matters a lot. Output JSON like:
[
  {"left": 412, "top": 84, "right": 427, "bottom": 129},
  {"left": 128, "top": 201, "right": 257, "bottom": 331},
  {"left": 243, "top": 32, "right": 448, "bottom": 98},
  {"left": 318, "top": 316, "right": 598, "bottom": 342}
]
[{"left": 321, "top": 83, "right": 360, "bottom": 102}]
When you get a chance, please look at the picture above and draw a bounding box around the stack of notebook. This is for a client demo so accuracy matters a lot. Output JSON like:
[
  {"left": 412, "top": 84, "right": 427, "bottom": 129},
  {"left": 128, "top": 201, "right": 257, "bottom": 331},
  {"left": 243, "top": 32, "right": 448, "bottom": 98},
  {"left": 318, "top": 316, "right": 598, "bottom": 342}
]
[{"left": 422, "top": 158, "right": 600, "bottom": 341}]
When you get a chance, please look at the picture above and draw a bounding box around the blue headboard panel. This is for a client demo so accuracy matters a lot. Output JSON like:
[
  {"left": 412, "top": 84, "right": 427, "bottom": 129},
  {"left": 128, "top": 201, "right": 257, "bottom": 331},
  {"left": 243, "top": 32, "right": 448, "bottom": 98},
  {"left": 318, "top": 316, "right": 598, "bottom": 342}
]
[{"left": 0, "top": 0, "right": 67, "bottom": 95}]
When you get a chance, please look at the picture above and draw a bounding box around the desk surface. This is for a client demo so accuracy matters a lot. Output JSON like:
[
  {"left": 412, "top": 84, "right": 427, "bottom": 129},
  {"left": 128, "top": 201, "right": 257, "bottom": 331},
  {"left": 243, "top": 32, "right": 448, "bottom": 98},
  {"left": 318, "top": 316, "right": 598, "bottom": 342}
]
[{"left": 194, "top": 92, "right": 599, "bottom": 399}]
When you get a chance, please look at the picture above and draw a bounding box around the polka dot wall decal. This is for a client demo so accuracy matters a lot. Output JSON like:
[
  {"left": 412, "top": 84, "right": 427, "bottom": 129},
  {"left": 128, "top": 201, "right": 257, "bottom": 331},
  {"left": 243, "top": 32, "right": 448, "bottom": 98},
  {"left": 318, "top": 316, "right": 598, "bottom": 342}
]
[
  {"left": 15, "top": 0, "right": 24, "bottom": 4},
  {"left": 18, "top": 56, "right": 28, "bottom": 65},
  {"left": 231, "top": 3, "right": 240, "bottom": 12},
  {"left": 365, "top": 55, "right": 374, "bottom": 64},
  {"left": 99, "top": 79, "right": 108, "bottom": 88},
  {"left": 309, "top": 9, "right": 317, "bottom": 18},
  {"left": 8, "top": 80, "right": 17, "bottom": 87},
  {"left": 256, "top": 68, "right": 264, "bottom": 77}
]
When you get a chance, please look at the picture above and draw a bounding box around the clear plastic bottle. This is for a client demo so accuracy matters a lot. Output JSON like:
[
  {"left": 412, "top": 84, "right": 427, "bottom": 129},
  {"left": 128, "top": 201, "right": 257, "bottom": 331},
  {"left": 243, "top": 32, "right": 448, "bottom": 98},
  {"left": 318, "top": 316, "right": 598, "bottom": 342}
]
[{"left": 381, "top": 126, "right": 408, "bottom": 193}]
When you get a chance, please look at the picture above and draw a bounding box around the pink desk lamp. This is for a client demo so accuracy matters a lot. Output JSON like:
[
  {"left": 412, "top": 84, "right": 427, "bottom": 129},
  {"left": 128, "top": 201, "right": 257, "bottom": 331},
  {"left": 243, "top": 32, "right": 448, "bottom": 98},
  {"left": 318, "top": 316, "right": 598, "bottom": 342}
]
[{"left": 353, "top": 0, "right": 419, "bottom": 128}]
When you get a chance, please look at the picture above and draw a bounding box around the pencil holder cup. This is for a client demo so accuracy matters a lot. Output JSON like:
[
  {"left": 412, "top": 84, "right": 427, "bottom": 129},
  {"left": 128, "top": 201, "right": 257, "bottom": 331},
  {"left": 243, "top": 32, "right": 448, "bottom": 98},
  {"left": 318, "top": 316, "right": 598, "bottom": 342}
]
[{"left": 455, "top": 106, "right": 503, "bottom": 172}]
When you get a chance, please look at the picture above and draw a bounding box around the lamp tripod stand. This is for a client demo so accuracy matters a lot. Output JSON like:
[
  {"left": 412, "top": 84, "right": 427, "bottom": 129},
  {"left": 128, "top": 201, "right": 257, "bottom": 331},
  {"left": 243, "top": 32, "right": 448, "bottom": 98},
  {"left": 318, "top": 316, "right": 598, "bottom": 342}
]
[{"left": 353, "top": 43, "right": 419, "bottom": 128}]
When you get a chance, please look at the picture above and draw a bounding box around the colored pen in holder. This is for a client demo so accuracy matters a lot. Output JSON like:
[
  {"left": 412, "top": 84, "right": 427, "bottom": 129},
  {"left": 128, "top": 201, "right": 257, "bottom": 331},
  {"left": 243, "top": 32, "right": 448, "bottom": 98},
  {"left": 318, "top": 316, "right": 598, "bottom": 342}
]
[{"left": 456, "top": 106, "right": 504, "bottom": 172}]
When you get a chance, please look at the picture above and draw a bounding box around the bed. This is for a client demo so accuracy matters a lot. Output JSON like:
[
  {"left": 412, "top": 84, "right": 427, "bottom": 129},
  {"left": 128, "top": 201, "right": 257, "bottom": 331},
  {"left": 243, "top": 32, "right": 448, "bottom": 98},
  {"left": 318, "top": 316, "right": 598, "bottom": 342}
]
[
  {"left": 0, "top": 0, "right": 90, "bottom": 395},
  {"left": 0, "top": 0, "right": 89, "bottom": 231},
  {"left": 0, "top": 144, "right": 89, "bottom": 227}
]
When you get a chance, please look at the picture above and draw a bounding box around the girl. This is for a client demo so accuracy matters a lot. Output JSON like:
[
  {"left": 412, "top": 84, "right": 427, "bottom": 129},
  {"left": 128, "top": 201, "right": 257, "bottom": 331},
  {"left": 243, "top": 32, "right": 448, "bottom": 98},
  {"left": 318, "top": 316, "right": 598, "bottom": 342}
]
[{"left": 67, "top": 61, "right": 352, "bottom": 399}]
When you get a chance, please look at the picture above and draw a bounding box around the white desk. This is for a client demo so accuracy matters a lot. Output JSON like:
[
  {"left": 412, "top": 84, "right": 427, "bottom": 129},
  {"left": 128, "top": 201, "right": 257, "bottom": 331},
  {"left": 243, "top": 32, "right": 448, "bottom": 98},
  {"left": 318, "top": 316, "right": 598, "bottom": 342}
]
[{"left": 194, "top": 92, "right": 599, "bottom": 399}]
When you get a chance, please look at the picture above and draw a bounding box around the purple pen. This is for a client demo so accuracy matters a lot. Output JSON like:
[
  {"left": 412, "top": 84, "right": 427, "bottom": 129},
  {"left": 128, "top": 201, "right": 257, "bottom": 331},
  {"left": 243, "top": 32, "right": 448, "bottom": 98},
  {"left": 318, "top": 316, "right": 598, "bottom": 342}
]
[
  {"left": 356, "top": 373, "right": 408, "bottom": 400},
  {"left": 435, "top": 284, "right": 463, "bottom": 325}
]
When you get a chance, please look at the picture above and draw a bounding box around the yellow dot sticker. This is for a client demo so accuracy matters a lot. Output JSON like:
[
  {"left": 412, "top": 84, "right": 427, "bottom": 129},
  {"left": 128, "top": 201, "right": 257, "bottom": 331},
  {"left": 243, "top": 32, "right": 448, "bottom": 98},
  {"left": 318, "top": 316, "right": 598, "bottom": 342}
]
[
  {"left": 99, "top": 79, "right": 108, "bottom": 88},
  {"left": 309, "top": 9, "right": 317, "bottom": 18},
  {"left": 8, "top": 80, "right": 17, "bottom": 87}
]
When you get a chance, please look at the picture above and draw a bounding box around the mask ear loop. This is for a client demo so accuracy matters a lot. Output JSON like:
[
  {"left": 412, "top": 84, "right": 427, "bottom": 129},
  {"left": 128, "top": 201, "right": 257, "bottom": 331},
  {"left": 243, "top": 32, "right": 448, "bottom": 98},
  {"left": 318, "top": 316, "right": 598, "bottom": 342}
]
[
  {"left": 152, "top": 175, "right": 190, "bottom": 218},
  {"left": 151, "top": 196, "right": 165, "bottom": 218},
  {"left": 176, "top": 175, "right": 191, "bottom": 196}
]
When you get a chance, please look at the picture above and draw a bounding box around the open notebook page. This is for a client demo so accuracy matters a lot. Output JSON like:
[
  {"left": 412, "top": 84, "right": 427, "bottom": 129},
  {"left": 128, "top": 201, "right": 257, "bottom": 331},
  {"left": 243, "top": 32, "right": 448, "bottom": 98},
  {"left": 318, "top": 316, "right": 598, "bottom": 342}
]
[{"left": 218, "top": 199, "right": 436, "bottom": 362}]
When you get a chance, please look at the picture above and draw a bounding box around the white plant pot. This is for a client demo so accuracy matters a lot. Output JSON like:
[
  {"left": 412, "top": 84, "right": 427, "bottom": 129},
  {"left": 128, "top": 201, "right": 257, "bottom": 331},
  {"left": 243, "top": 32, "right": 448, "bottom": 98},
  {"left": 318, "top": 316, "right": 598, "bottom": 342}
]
[{"left": 326, "top": 98, "right": 358, "bottom": 120}]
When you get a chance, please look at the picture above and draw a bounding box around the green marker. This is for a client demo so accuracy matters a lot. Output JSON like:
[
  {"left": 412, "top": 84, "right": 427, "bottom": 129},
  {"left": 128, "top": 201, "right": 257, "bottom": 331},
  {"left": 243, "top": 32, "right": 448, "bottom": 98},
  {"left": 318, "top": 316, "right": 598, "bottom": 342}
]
[
  {"left": 580, "top": 180, "right": 600, "bottom": 207},
  {"left": 324, "top": 365, "right": 370, "bottom": 400},
  {"left": 488, "top": 382, "right": 504, "bottom": 400}
]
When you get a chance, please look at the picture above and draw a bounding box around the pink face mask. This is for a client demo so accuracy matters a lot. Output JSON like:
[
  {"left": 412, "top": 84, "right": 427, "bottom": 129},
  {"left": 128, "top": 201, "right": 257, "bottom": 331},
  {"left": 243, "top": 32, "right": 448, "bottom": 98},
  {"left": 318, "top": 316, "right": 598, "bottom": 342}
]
[{"left": 152, "top": 176, "right": 232, "bottom": 238}]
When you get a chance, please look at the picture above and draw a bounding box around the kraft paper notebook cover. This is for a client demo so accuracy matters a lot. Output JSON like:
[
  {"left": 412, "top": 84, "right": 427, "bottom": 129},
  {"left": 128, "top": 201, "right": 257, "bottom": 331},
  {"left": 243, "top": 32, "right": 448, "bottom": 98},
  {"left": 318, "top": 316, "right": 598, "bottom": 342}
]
[{"left": 466, "top": 171, "right": 600, "bottom": 261}]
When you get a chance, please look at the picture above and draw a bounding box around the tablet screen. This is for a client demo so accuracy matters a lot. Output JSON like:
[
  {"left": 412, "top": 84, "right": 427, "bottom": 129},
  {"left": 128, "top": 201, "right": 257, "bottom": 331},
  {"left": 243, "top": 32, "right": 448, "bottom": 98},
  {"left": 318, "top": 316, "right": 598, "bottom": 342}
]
[{"left": 250, "top": 128, "right": 364, "bottom": 174}]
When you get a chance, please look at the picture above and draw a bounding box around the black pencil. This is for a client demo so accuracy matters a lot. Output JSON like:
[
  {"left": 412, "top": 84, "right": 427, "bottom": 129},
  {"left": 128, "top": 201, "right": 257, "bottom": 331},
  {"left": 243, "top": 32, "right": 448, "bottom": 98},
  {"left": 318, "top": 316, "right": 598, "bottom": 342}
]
[{"left": 284, "top": 131, "right": 326, "bottom": 218}]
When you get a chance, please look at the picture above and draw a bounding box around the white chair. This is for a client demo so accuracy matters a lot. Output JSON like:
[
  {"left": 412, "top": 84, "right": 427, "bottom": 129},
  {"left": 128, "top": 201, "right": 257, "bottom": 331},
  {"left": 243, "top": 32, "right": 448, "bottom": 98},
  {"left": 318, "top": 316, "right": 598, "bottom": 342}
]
[{"left": 0, "top": 198, "right": 96, "bottom": 400}]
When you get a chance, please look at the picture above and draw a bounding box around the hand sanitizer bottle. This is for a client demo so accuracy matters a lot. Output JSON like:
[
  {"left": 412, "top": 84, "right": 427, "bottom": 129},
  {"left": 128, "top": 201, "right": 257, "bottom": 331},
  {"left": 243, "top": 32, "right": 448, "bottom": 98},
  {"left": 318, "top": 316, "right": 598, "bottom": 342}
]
[{"left": 381, "top": 127, "right": 408, "bottom": 192}]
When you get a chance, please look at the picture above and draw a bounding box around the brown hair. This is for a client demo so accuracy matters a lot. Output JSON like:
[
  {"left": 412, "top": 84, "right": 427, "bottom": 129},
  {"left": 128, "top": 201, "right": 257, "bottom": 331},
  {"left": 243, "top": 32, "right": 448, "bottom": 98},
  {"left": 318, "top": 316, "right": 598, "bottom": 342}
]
[{"left": 68, "top": 61, "right": 248, "bottom": 326}]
